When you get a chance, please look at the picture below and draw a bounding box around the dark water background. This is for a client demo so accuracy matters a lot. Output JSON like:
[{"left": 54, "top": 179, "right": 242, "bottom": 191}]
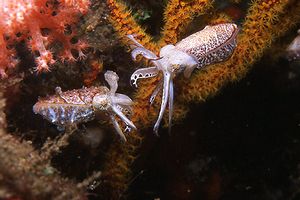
[{"left": 128, "top": 57, "right": 300, "bottom": 200}]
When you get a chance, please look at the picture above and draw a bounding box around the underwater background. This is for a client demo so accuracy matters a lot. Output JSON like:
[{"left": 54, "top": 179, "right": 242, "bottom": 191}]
[{"left": 1, "top": 0, "right": 300, "bottom": 199}]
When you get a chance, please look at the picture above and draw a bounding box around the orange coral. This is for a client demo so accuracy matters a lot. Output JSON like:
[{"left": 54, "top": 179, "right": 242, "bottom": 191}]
[
  {"left": 107, "top": 0, "right": 158, "bottom": 52},
  {"left": 158, "top": 0, "right": 213, "bottom": 46},
  {"left": 0, "top": 0, "right": 90, "bottom": 77}
]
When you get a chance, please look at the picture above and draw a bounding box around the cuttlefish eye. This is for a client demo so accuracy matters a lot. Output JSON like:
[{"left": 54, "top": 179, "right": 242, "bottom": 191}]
[{"left": 92, "top": 94, "right": 111, "bottom": 110}]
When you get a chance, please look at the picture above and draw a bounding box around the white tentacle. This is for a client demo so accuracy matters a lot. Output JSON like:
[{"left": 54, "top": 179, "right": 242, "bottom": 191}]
[
  {"left": 130, "top": 67, "right": 159, "bottom": 87},
  {"left": 104, "top": 70, "right": 119, "bottom": 95},
  {"left": 127, "top": 34, "right": 144, "bottom": 48},
  {"left": 131, "top": 47, "right": 158, "bottom": 61},
  {"left": 150, "top": 79, "right": 163, "bottom": 105},
  {"left": 110, "top": 114, "right": 127, "bottom": 142},
  {"left": 111, "top": 105, "right": 136, "bottom": 130},
  {"left": 153, "top": 72, "right": 171, "bottom": 135},
  {"left": 168, "top": 79, "right": 174, "bottom": 134},
  {"left": 112, "top": 93, "right": 133, "bottom": 106}
]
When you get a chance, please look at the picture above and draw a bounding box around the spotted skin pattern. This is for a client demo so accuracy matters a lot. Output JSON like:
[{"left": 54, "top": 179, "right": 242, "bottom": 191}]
[{"left": 176, "top": 23, "right": 238, "bottom": 63}]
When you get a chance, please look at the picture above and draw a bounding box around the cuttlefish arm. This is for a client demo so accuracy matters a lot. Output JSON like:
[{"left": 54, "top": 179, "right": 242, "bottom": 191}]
[
  {"left": 111, "top": 105, "right": 136, "bottom": 130},
  {"left": 127, "top": 35, "right": 144, "bottom": 48},
  {"left": 127, "top": 35, "right": 158, "bottom": 60},
  {"left": 131, "top": 47, "right": 158, "bottom": 61},
  {"left": 110, "top": 114, "right": 127, "bottom": 142},
  {"left": 168, "top": 79, "right": 174, "bottom": 134},
  {"left": 150, "top": 79, "right": 163, "bottom": 105},
  {"left": 112, "top": 93, "right": 133, "bottom": 106},
  {"left": 130, "top": 66, "right": 159, "bottom": 87},
  {"left": 153, "top": 71, "right": 171, "bottom": 135},
  {"left": 104, "top": 70, "right": 119, "bottom": 95}
]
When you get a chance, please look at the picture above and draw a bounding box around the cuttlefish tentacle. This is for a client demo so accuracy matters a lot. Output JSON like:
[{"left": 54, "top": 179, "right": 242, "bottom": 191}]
[
  {"left": 112, "top": 93, "right": 133, "bottom": 106},
  {"left": 104, "top": 70, "right": 136, "bottom": 131},
  {"left": 110, "top": 114, "right": 127, "bottom": 142},
  {"left": 131, "top": 47, "right": 158, "bottom": 61},
  {"left": 168, "top": 79, "right": 174, "bottom": 134},
  {"left": 130, "top": 66, "right": 159, "bottom": 87},
  {"left": 153, "top": 71, "right": 171, "bottom": 135},
  {"left": 114, "top": 103, "right": 134, "bottom": 132},
  {"left": 150, "top": 79, "right": 163, "bottom": 105},
  {"left": 127, "top": 34, "right": 144, "bottom": 48},
  {"left": 117, "top": 105, "right": 133, "bottom": 117},
  {"left": 104, "top": 70, "right": 119, "bottom": 95},
  {"left": 111, "top": 105, "right": 136, "bottom": 130}
]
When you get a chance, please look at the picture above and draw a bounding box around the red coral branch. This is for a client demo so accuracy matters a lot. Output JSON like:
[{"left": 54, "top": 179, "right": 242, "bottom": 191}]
[{"left": 0, "top": 0, "right": 90, "bottom": 78}]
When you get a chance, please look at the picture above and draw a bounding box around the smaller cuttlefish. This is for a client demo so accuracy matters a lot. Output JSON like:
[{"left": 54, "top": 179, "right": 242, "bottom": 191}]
[
  {"left": 33, "top": 71, "right": 136, "bottom": 142},
  {"left": 128, "top": 23, "right": 239, "bottom": 134}
]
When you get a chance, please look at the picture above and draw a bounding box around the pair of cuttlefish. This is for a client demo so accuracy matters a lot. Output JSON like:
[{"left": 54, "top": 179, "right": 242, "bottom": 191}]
[{"left": 33, "top": 23, "right": 239, "bottom": 141}]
